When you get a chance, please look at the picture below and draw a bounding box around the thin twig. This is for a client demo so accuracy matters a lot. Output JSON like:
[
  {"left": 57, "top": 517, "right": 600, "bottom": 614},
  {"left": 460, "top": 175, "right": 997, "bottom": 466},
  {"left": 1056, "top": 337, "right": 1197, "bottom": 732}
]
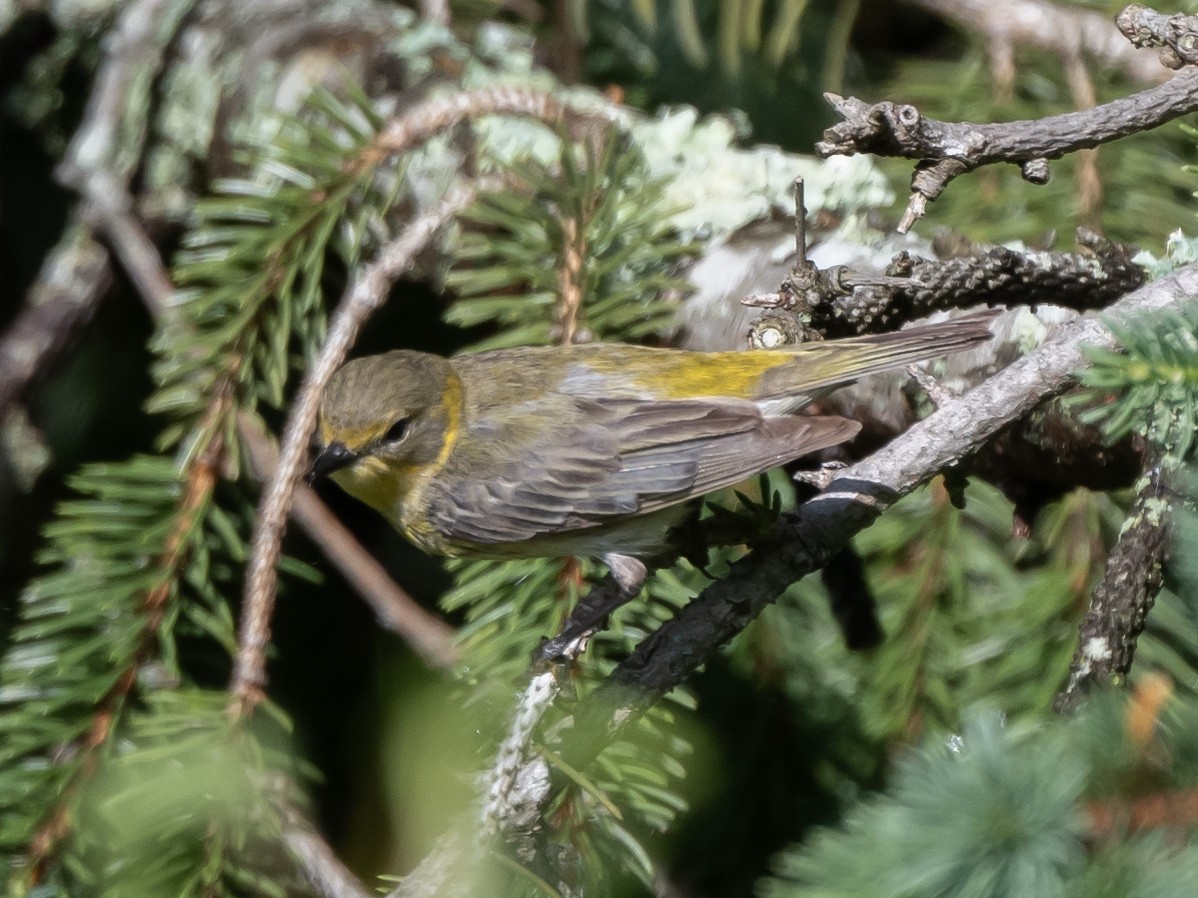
[
  {"left": 81, "top": 171, "right": 176, "bottom": 311},
  {"left": 231, "top": 184, "right": 477, "bottom": 715},
  {"left": 372, "top": 86, "right": 620, "bottom": 157},
  {"left": 238, "top": 412, "right": 459, "bottom": 670},
  {"left": 905, "top": 0, "right": 1170, "bottom": 85},
  {"left": 281, "top": 800, "right": 377, "bottom": 898}
]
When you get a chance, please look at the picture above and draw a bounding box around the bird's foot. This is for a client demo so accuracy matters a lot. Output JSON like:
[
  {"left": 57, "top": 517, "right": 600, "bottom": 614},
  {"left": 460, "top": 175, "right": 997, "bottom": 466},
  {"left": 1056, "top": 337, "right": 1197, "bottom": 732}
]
[{"left": 535, "top": 554, "right": 647, "bottom": 664}]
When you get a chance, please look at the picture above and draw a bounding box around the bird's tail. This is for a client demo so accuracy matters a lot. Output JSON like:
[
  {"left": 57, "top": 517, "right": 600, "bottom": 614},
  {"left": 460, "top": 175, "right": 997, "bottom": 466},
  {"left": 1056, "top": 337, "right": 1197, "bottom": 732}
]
[{"left": 753, "top": 308, "right": 1001, "bottom": 402}]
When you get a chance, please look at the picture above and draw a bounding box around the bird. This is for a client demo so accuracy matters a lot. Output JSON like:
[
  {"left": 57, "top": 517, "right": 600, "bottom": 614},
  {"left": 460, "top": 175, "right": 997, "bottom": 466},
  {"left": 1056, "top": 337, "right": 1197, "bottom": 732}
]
[{"left": 307, "top": 312, "right": 997, "bottom": 584}]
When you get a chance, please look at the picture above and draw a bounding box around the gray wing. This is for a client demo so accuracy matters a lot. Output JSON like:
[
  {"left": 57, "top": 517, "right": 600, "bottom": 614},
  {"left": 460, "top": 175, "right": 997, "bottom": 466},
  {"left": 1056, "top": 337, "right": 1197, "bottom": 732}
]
[{"left": 426, "top": 397, "right": 859, "bottom": 546}]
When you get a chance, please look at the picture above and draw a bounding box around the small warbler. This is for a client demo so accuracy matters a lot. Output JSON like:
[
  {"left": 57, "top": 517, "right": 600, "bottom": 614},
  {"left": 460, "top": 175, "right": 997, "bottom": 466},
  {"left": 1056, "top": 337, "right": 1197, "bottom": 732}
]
[{"left": 308, "top": 313, "right": 995, "bottom": 564}]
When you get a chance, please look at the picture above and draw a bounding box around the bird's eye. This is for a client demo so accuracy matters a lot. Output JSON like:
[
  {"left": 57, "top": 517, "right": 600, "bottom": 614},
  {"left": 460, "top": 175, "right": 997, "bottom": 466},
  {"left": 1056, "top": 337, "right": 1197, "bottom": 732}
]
[{"left": 384, "top": 417, "right": 410, "bottom": 443}]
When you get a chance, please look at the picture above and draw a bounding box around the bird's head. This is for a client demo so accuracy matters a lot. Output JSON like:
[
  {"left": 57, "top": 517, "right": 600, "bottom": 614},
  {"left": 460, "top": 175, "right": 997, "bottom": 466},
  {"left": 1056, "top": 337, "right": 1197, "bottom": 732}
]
[{"left": 309, "top": 351, "right": 459, "bottom": 514}]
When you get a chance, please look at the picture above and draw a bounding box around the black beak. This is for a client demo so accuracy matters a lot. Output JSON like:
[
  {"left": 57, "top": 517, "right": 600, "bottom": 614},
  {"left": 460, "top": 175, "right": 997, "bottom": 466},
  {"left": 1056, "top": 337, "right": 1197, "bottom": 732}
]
[{"left": 306, "top": 441, "right": 358, "bottom": 485}]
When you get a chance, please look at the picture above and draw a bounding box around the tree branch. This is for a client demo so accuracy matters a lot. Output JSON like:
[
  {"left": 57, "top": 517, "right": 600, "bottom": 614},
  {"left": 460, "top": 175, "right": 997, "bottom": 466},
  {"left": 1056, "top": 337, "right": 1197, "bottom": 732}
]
[
  {"left": 580, "top": 264, "right": 1198, "bottom": 729},
  {"left": 816, "top": 66, "right": 1198, "bottom": 231},
  {"left": 1054, "top": 460, "right": 1170, "bottom": 713},
  {"left": 232, "top": 185, "right": 477, "bottom": 714}
]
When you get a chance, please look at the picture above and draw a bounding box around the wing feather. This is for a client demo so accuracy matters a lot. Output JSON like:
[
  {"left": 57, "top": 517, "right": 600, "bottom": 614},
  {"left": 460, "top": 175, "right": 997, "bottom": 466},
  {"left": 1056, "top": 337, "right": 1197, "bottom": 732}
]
[{"left": 427, "top": 397, "right": 858, "bottom": 547}]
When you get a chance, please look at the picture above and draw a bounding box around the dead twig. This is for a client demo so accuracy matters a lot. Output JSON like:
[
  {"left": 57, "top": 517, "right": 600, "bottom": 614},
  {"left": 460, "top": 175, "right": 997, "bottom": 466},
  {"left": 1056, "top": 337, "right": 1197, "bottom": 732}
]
[
  {"left": 231, "top": 185, "right": 477, "bottom": 715},
  {"left": 816, "top": 66, "right": 1198, "bottom": 232},
  {"left": 237, "top": 413, "right": 458, "bottom": 670}
]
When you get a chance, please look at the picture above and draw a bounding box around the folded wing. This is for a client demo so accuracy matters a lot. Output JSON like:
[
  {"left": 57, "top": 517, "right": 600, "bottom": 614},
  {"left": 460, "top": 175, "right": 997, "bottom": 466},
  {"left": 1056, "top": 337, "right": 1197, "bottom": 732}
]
[{"left": 427, "top": 397, "right": 858, "bottom": 546}]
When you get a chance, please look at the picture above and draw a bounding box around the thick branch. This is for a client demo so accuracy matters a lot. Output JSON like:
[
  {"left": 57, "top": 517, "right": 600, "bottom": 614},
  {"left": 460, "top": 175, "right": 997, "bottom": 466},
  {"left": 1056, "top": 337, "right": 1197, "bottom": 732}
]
[
  {"left": 1054, "top": 461, "right": 1169, "bottom": 712},
  {"left": 816, "top": 67, "right": 1198, "bottom": 230},
  {"left": 590, "top": 264, "right": 1198, "bottom": 718}
]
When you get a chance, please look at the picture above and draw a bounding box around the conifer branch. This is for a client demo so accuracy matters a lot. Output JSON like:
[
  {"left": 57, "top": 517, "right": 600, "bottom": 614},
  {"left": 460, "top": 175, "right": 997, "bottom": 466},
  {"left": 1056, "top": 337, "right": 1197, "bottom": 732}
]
[
  {"left": 233, "top": 184, "right": 478, "bottom": 714},
  {"left": 578, "top": 263, "right": 1198, "bottom": 733},
  {"left": 24, "top": 411, "right": 227, "bottom": 882}
]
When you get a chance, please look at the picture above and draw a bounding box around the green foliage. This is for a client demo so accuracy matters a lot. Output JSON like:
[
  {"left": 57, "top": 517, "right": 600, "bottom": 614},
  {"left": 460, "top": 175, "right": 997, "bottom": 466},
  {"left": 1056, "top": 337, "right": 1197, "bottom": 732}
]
[
  {"left": 764, "top": 711, "right": 1088, "bottom": 898},
  {"left": 67, "top": 691, "right": 298, "bottom": 898},
  {"left": 765, "top": 687, "right": 1198, "bottom": 898},
  {"left": 0, "top": 87, "right": 403, "bottom": 893},
  {"left": 0, "top": 458, "right": 186, "bottom": 877},
  {"left": 445, "top": 131, "right": 692, "bottom": 351},
  {"left": 1076, "top": 302, "right": 1198, "bottom": 462},
  {"left": 852, "top": 478, "right": 1088, "bottom": 740},
  {"left": 151, "top": 86, "right": 394, "bottom": 450},
  {"left": 1065, "top": 836, "right": 1198, "bottom": 898}
]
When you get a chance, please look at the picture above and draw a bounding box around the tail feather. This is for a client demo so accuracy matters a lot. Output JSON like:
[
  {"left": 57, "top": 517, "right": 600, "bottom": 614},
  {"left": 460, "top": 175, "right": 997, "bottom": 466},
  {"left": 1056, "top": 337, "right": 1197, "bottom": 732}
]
[{"left": 754, "top": 309, "right": 1000, "bottom": 402}]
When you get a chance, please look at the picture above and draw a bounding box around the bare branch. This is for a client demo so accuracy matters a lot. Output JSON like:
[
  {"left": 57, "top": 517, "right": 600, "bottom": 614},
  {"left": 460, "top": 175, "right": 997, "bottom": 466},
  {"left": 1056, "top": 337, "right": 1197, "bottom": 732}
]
[
  {"left": 231, "top": 185, "right": 477, "bottom": 715},
  {"left": 237, "top": 413, "right": 459, "bottom": 670},
  {"left": 816, "top": 68, "right": 1198, "bottom": 231},
  {"left": 575, "top": 263, "right": 1198, "bottom": 730},
  {"left": 80, "top": 171, "right": 176, "bottom": 312}
]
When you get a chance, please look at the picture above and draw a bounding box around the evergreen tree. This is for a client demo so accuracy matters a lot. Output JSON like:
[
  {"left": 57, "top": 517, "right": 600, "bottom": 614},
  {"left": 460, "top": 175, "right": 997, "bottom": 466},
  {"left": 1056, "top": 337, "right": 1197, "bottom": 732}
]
[{"left": 1, "top": 2, "right": 1197, "bottom": 897}]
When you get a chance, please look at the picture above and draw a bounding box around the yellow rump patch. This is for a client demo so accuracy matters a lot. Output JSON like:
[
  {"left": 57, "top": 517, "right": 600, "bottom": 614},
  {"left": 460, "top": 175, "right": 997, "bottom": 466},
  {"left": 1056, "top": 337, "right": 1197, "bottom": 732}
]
[{"left": 620, "top": 351, "right": 794, "bottom": 400}]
